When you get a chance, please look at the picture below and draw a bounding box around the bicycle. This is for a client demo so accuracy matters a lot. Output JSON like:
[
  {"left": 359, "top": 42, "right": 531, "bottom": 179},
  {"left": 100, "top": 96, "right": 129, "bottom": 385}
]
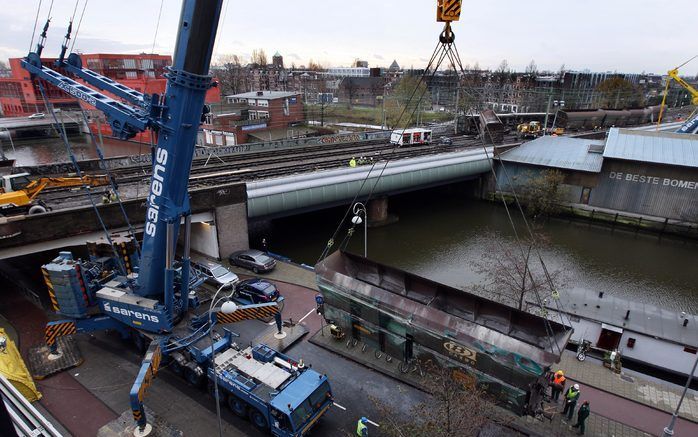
[
  {"left": 398, "top": 357, "right": 426, "bottom": 377},
  {"left": 374, "top": 349, "right": 393, "bottom": 363}
]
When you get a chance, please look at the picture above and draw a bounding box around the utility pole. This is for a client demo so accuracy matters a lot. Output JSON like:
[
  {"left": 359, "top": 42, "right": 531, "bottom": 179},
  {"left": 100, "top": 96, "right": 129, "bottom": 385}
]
[
  {"left": 453, "top": 87, "right": 460, "bottom": 135},
  {"left": 543, "top": 92, "right": 553, "bottom": 135},
  {"left": 663, "top": 354, "right": 698, "bottom": 436},
  {"left": 381, "top": 94, "right": 386, "bottom": 129}
]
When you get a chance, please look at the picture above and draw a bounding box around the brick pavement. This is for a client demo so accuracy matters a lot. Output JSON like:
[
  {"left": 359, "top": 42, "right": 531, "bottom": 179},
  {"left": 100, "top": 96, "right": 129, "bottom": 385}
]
[
  {"left": 311, "top": 326, "right": 652, "bottom": 437},
  {"left": 559, "top": 353, "right": 698, "bottom": 423}
]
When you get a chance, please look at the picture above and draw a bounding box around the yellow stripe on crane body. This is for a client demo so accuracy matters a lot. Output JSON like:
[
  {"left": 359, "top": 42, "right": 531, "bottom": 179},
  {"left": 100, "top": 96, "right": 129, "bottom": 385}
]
[
  {"left": 216, "top": 302, "right": 279, "bottom": 325},
  {"left": 44, "top": 321, "right": 77, "bottom": 346},
  {"left": 437, "top": 0, "right": 461, "bottom": 22}
]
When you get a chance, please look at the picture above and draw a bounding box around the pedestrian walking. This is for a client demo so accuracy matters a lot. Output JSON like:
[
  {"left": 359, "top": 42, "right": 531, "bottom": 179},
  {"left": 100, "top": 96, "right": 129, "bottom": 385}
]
[
  {"left": 261, "top": 237, "right": 268, "bottom": 254},
  {"left": 562, "top": 383, "right": 581, "bottom": 421},
  {"left": 550, "top": 370, "right": 566, "bottom": 402},
  {"left": 356, "top": 417, "right": 368, "bottom": 436},
  {"left": 572, "top": 400, "right": 590, "bottom": 435}
]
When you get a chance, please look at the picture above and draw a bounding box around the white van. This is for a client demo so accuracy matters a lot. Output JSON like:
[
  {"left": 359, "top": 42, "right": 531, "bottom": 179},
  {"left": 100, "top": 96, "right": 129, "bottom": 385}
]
[{"left": 389, "top": 128, "right": 432, "bottom": 146}]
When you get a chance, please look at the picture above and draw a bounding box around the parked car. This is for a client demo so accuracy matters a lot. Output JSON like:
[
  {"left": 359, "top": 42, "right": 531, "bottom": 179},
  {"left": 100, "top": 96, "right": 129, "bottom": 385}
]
[
  {"left": 28, "top": 113, "right": 45, "bottom": 119},
  {"left": 228, "top": 249, "right": 276, "bottom": 273},
  {"left": 194, "top": 260, "right": 239, "bottom": 288},
  {"left": 236, "top": 278, "right": 280, "bottom": 304},
  {"left": 438, "top": 136, "right": 453, "bottom": 146}
]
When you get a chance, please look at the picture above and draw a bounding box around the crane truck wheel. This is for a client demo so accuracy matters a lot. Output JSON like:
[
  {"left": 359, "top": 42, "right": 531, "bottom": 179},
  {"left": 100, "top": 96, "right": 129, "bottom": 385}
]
[
  {"left": 227, "top": 395, "right": 248, "bottom": 418},
  {"left": 28, "top": 204, "right": 48, "bottom": 215},
  {"left": 185, "top": 366, "right": 205, "bottom": 388},
  {"left": 249, "top": 408, "right": 270, "bottom": 432}
]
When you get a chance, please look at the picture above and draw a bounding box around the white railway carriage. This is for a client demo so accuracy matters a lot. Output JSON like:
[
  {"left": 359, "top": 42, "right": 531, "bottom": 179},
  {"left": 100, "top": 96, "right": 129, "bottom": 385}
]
[{"left": 390, "top": 128, "right": 432, "bottom": 146}]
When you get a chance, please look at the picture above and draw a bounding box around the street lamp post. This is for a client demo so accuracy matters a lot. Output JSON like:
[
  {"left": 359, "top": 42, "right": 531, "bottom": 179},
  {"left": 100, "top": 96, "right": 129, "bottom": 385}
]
[
  {"left": 352, "top": 202, "right": 367, "bottom": 257},
  {"left": 663, "top": 353, "right": 698, "bottom": 436},
  {"left": 550, "top": 100, "right": 565, "bottom": 134},
  {"left": 208, "top": 284, "right": 238, "bottom": 437}
]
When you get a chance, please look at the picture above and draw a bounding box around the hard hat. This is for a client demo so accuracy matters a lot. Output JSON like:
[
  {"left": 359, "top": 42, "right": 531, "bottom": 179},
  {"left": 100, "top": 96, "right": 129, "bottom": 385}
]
[
  {"left": 556, "top": 370, "right": 564, "bottom": 376},
  {"left": 573, "top": 384, "right": 580, "bottom": 390},
  {"left": 361, "top": 417, "right": 368, "bottom": 424}
]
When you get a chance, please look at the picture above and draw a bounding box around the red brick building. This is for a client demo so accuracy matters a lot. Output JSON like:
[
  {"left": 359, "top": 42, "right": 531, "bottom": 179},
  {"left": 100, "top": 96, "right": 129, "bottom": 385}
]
[
  {"left": 204, "top": 90, "right": 306, "bottom": 144},
  {"left": 0, "top": 53, "right": 220, "bottom": 141}
]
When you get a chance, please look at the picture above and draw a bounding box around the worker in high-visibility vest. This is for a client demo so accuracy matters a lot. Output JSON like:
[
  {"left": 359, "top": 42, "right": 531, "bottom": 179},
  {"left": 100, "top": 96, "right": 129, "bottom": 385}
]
[
  {"left": 356, "top": 417, "right": 368, "bottom": 436},
  {"left": 563, "top": 384, "right": 581, "bottom": 421},
  {"left": 550, "top": 370, "right": 566, "bottom": 402},
  {"left": 349, "top": 157, "right": 357, "bottom": 168}
]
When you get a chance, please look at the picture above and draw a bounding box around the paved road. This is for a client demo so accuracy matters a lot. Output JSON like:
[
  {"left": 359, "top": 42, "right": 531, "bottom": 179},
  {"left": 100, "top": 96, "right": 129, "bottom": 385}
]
[{"left": 564, "top": 377, "right": 698, "bottom": 436}]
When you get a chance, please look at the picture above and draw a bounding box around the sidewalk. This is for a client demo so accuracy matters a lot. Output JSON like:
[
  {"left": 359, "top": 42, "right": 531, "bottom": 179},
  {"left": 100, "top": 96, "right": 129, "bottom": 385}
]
[
  {"left": 310, "top": 326, "right": 653, "bottom": 437},
  {"left": 227, "top": 256, "right": 318, "bottom": 291},
  {"left": 559, "top": 352, "right": 698, "bottom": 423}
]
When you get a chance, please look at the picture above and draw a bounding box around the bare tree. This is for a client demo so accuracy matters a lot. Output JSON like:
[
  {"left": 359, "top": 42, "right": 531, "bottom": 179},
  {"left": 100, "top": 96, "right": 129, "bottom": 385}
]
[
  {"left": 371, "top": 361, "right": 506, "bottom": 437},
  {"left": 307, "top": 59, "right": 324, "bottom": 71},
  {"left": 215, "top": 54, "right": 248, "bottom": 95},
  {"left": 525, "top": 60, "right": 537, "bottom": 75},
  {"left": 472, "top": 231, "right": 566, "bottom": 311},
  {"left": 496, "top": 59, "right": 509, "bottom": 74},
  {"left": 251, "top": 48, "right": 268, "bottom": 67}
]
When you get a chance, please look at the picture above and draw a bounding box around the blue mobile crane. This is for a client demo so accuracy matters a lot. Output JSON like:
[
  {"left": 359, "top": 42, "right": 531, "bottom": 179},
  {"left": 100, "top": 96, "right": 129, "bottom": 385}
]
[{"left": 22, "top": 1, "right": 332, "bottom": 435}]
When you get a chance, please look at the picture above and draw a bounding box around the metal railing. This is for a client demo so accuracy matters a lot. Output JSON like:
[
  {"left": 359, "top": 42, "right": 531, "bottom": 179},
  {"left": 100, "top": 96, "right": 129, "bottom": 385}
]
[{"left": 0, "top": 374, "right": 63, "bottom": 436}]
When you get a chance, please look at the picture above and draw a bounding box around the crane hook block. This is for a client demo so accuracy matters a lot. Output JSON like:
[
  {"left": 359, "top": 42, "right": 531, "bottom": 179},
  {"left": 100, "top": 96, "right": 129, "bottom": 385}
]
[{"left": 437, "top": 0, "right": 461, "bottom": 22}]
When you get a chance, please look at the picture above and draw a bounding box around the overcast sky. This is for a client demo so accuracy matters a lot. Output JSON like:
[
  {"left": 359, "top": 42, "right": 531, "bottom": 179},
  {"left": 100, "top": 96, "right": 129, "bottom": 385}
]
[{"left": 1, "top": 0, "right": 696, "bottom": 75}]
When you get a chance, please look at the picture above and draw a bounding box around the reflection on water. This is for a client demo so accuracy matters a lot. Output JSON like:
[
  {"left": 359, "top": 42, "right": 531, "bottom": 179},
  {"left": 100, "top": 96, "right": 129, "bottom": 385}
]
[
  {"left": 2, "top": 134, "right": 146, "bottom": 166},
  {"left": 269, "top": 187, "right": 698, "bottom": 314}
]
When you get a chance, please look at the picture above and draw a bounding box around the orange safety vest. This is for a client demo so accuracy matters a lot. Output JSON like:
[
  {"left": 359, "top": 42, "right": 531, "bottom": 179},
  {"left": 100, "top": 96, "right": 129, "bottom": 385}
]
[{"left": 553, "top": 374, "right": 566, "bottom": 385}]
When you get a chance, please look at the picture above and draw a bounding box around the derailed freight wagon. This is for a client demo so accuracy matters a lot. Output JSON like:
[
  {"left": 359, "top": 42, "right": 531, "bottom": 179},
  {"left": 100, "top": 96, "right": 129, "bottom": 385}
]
[{"left": 316, "top": 251, "right": 572, "bottom": 415}]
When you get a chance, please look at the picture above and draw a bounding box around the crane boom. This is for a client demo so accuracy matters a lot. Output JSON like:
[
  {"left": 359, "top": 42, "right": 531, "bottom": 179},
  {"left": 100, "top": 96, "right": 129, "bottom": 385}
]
[
  {"left": 657, "top": 61, "right": 698, "bottom": 134},
  {"left": 22, "top": 0, "right": 223, "bottom": 306}
]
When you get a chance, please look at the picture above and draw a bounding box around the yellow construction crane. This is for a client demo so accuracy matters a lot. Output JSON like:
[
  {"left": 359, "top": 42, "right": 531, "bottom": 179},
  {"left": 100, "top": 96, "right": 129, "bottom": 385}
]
[
  {"left": 0, "top": 173, "right": 111, "bottom": 215},
  {"left": 657, "top": 55, "right": 698, "bottom": 128}
]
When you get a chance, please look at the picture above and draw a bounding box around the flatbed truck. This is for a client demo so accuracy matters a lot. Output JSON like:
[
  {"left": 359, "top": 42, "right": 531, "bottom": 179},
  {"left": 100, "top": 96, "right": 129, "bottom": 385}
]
[{"left": 209, "top": 344, "right": 332, "bottom": 436}]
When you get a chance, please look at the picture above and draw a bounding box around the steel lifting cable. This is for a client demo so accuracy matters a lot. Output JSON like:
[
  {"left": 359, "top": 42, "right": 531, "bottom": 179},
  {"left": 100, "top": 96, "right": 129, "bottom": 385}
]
[
  {"left": 29, "top": 0, "right": 43, "bottom": 52},
  {"left": 319, "top": 40, "right": 445, "bottom": 261},
  {"left": 69, "top": 0, "right": 89, "bottom": 53},
  {"left": 358, "top": 48, "right": 452, "bottom": 210},
  {"left": 136, "top": 0, "right": 165, "bottom": 200},
  {"left": 79, "top": 110, "right": 142, "bottom": 260},
  {"left": 337, "top": 44, "right": 462, "bottom": 255},
  {"left": 443, "top": 43, "right": 562, "bottom": 353},
  {"left": 37, "top": 82, "right": 128, "bottom": 276}
]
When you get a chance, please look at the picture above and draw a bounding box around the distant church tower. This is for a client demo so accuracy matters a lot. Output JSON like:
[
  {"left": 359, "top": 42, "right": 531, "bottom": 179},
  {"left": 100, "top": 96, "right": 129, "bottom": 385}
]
[{"left": 272, "top": 52, "right": 284, "bottom": 69}]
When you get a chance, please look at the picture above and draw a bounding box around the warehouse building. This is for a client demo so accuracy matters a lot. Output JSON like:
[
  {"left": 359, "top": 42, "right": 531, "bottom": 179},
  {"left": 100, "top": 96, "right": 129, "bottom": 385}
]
[{"left": 495, "top": 128, "right": 698, "bottom": 222}]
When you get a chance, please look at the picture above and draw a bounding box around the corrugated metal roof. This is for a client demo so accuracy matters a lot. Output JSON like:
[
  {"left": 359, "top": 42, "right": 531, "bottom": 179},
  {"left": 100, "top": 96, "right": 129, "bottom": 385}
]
[
  {"left": 603, "top": 128, "right": 698, "bottom": 168},
  {"left": 498, "top": 136, "right": 605, "bottom": 173}
]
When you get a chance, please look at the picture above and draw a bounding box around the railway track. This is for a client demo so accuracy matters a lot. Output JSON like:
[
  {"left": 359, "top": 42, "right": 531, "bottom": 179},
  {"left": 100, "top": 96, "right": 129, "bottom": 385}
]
[{"left": 39, "top": 139, "right": 489, "bottom": 209}]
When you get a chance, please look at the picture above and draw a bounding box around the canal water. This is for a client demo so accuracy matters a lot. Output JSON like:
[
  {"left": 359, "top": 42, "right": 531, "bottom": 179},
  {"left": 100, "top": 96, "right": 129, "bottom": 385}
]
[
  {"left": 2, "top": 134, "right": 145, "bottom": 166},
  {"left": 266, "top": 185, "right": 698, "bottom": 314}
]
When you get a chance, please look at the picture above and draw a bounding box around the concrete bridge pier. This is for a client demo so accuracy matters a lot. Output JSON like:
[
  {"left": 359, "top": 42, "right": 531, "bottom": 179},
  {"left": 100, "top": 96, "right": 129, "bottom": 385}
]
[
  {"left": 214, "top": 203, "right": 249, "bottom": 260},
  {"left": 367, "top": 196, "right": 398, "bottom": 227}
]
